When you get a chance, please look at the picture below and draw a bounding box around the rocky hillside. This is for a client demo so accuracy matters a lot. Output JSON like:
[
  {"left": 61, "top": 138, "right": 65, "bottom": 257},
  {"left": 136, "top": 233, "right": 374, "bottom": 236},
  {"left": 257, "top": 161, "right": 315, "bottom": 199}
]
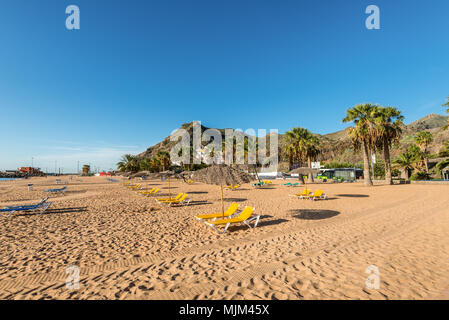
[{"left": 137, "top": 114, "right": 449, "bottom": 168}]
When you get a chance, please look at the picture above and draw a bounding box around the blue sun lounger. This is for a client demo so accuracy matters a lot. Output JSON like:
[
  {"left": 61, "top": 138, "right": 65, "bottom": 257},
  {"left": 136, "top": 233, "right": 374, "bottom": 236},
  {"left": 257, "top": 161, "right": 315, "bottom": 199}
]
[
  {"left": 0, "top": 199, "right": 52, "bottom": 216},
  {"left": 44, "top": 186, "right": 67, "bottom": 195},
  {"left": 4, "top": 198, "right": 49, "bottom": 210}
]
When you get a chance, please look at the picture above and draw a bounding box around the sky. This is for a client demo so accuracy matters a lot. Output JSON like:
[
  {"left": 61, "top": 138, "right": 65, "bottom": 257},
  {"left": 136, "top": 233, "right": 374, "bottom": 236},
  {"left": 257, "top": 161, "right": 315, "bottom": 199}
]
[{"left": 1, "top": 0, "right": 448, "bottom": 172}]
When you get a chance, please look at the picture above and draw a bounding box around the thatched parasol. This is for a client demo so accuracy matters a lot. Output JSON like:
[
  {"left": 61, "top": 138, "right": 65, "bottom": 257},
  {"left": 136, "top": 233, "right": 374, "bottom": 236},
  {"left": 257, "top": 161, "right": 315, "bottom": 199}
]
[
  {"left": 289, "top": 167, "right": 320, "bottom": 189},
  {"left": 129, "top": 171, "right": 152, "bottom": 179},
  {"left": 192, "top": 164, "right": 254, "bottom": 218}
]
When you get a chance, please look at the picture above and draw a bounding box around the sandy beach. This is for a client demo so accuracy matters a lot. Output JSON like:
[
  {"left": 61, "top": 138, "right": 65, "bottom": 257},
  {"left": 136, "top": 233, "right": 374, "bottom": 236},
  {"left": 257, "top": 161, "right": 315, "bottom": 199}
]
[{"left": 0, "top": 176, "right": 448, "bottom": 300}]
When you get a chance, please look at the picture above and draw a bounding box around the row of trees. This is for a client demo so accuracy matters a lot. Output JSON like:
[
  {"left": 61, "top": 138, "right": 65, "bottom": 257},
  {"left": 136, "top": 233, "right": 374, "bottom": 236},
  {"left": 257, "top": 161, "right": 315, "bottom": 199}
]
[
  {"left": 117, "top": 97, "right": 448, "bottom": 181},
  {"left": 117, "top": 151, "right": 171, "bottom": 173},
  {"left": 283, "top": 104, "right": 409, "bottom": 186},
  {"left": 394, "top": 135, "right": 449, "bottom": 180}
]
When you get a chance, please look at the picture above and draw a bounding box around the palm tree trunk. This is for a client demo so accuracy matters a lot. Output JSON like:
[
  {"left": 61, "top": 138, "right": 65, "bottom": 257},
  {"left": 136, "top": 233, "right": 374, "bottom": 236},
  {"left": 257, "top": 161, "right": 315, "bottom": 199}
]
[
  {"left": 288, "top": 153, "right": 293, "bottom": 171},
  {"left": 363, "top": 142, "right": 373, "bottom": 186},
  {"left": 424, "top": 158, "right": 429, "bottom": 173},
  {"left": 383, "top": 138, "right": 393, "bottom": 185},
  {"left": 307, "top": 157, "right": 314, "bottom": 183}
]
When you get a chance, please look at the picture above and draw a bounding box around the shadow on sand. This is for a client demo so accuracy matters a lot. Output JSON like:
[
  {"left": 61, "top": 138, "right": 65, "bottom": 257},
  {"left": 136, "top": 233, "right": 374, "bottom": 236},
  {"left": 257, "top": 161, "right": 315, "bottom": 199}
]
[
  {"left": 223, "top": 198, "right": 247, "bottom": 202},
  {"left": 15, "top": 207, "right": 88, "bottom": 217},
  {"left": 223, "top": 217, "right": 289, "bottom": 232},
  {"left": 186, "top": 200, "right": 213, "bottom": 206},
  {"left": 335, "top": 194, "right": 369, "bottom": 198},
  {"left": 290, "top": 209, "right": 340, "bottom": 220}
]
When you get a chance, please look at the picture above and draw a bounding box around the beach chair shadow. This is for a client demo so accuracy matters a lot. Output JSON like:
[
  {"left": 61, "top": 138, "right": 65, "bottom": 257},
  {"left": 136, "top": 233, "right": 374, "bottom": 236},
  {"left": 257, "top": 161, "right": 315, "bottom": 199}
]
[
  {"left": 188, "top": 191, "right": 209, "bottom": 194},
  {"left": 335, "top": 194, "right": 369, "bottom": 198},
  {"left": 15, "top": 207, "right": 88, "bottom": 217},
  {"left": 256, "top": 217, "right": 289, "bottom": 228},
  {"left": 64, "top": 190, "right": 87, "bottom": 196},
  {"left": 187, "top": 200, "right": 212, "bottom": 206},
  {"left": 290, "top": 209, "right": 340, "bottom": 220},
  {"left": 224, "top": 217, "right": 288, "bottom": 232},
  {"left": 223, "top": 198, "right": 247, "bottom": 202}
]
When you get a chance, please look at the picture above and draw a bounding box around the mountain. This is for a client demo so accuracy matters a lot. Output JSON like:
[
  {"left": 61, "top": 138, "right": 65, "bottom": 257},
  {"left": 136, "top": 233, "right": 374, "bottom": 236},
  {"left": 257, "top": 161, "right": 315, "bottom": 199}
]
[
  {"left": 406, "top": 113, "right": 449, "bottom": 131},
  {"left": 136, "top": 114, "right": 449, "bottom": 168}
]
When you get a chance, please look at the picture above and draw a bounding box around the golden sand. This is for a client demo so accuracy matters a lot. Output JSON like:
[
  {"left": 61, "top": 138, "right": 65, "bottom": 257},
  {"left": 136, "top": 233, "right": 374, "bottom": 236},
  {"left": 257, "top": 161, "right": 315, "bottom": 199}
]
[{"left": 0, "top": 176, "right": 448, "bottom": 299}]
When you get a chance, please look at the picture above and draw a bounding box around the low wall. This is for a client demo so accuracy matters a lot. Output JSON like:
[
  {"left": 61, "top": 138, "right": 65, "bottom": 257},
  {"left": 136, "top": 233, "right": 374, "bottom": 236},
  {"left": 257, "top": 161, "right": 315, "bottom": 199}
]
[{"left": 410, "top": 180, "right": 449, "bottom": 185}]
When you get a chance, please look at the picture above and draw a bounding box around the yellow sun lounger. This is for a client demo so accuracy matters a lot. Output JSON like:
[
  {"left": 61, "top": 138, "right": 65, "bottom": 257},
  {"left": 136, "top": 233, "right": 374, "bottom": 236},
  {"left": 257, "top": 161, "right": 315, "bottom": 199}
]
[
  {"left": 295, "top": 189, "right": 312, "bottom": 199},
  {"left": 157, "top": 193, "right": 191, "bottom": 207},
  {"left": 186, "top": 179, "right": 194, "bottom": 184},
  {"left": 306, "top": 190, "right": 327, "bottom": 201},
  {"left": 156, "top": 193, "right": 183, "bottom": 202},
  {"left": 138, "top": 187, "right": 155, "bottom": 194},
  {"left": 138, "top": 188, "right": 160, "bottom": 196},
  {"left": 195, "top": 203, "right": 239, "bottom": 221},
  {"left": 225, "top": 184, "right": 240, "bottom": 190},
  {"left": 203, "top": 206, "right": 260, "bottom": 234},
  {"left": 263, "top": 180, "right": 272, "bottom": 184},
  {"left": 127, "top": 184, "right": 141, "bottom": 190}
]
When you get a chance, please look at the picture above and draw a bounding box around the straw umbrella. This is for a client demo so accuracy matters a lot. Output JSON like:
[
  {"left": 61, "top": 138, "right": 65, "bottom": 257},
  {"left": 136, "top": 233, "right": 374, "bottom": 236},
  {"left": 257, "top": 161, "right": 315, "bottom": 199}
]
[
  {"left": 192, "top": 164, "right": 254, "bottom": 218},
  {"left": 289, "top": 167, "right": 320, "bottom": 190}
]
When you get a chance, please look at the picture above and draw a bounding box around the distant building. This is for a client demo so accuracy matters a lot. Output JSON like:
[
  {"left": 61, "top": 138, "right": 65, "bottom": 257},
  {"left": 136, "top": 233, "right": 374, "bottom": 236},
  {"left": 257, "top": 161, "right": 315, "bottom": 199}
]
[{"left": 18, "top": 167, "right": 42, "bottom": 175}]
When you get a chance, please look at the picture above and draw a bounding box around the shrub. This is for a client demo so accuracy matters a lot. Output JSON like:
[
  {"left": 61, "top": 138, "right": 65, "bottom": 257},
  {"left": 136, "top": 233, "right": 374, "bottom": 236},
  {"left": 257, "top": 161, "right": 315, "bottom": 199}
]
[{"left": 409, "top": 171, "right": 431, "bottom": 181}]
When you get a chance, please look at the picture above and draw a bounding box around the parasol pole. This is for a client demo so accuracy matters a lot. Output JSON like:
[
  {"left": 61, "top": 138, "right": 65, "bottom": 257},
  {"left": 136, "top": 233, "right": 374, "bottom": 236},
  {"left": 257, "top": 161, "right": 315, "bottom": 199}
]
[
  {"left": 168, "top": 176, "right": 171, "bottom": 199},
  {"left": 221, "top": 184, "right": 224, "bottom": 218}
]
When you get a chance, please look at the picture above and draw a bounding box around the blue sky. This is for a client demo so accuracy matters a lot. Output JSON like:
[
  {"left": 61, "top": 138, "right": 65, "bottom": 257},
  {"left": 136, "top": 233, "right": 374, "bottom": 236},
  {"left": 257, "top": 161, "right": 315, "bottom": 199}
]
[{"left": 1, "top": 0, "right": 448, "bottom": 172}]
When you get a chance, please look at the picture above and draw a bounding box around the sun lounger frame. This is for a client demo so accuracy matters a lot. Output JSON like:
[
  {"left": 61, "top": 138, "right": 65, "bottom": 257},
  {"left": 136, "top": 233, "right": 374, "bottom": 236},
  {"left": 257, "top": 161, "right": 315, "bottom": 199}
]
[{"left": 203, "top": 207, "right": 260, "bottom": 234}]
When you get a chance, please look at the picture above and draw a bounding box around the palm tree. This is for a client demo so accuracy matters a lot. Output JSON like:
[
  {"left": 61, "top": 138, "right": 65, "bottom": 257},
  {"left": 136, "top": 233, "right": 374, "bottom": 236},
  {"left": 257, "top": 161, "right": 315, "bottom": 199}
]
[
  {"left": 117, "top": 154, "right": 139, "bottom": 172},
  {"left": 156, "top": 151, "right": 171, "bottom": 171},
  {"left": 343, "top": 103, "right": 378, "bottom": 186},
  {"left": 285, "top": 127, "right": 304, "bottom": 166},
  {"left": 284, "top": 143, "right": 296, "bottom": 170},
  {"left": 150, "top": 157, "right": 161, "bottom": 171},
  {"left": 414, "top": 131, "right": 433, "bottom": 172},
  {"left": 304, "top": 135, "right": 321, "bottom": 182},
  {"left": 373, "top": 106, "right": 404, "bottom": 185},
  {"left": 439, "top": 141, "right": 449, "bottom": 158},
  {"left": 139, "top": 158, "right": 152, "bottom": 171},
  {"left": 285, "top": 127, "right": 321, "bottom": 183},
  {"left": 393, "top": 151, "right": 415, "bottom": 180}
]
